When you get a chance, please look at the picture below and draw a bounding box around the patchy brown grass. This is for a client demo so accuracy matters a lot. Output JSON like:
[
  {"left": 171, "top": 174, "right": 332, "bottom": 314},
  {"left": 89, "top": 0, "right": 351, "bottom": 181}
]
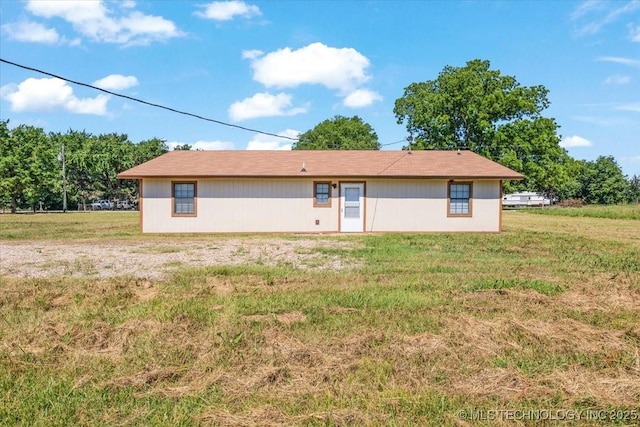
[{"left": 1, "top": 211, "right": 639, "bottom": 425}]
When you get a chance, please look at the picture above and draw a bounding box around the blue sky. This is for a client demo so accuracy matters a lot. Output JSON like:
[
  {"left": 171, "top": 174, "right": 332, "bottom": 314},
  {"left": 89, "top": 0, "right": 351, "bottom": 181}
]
[{"left": 1, "top": 0, "right": 639, "bottom": 176}]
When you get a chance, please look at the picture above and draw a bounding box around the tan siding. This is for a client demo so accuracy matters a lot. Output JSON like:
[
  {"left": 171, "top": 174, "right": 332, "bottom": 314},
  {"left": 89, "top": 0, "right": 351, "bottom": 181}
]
[
  {"left": 141, "top": 178, "right": 502, "bottom": 233},
  {"left": 142, "top": 178, "right": 339, "bottom": 233},
  {"left": 365, "top": 179, "right": 501, "bottom": 232},
  {"left": 469, "top": 180, "right": 502, "bottom": 232}
]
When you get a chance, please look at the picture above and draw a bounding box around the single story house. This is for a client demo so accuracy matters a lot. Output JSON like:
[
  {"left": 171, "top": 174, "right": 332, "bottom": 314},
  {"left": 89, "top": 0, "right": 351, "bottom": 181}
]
[{"left": 117, "top": 150, "right": 524, "bottom": 233}]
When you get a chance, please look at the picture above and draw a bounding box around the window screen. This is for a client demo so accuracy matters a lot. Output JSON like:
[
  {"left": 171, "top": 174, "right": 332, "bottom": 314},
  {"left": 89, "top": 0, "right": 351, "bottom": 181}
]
[
  {"left": 314, "top": 182, "right": 331, "bottom": 207},
  {"left": 449, "top": 183, "right": 471, "bottom": 215},
  {"left": 174, "top": 182, "right": 195, "bottom": 215}
]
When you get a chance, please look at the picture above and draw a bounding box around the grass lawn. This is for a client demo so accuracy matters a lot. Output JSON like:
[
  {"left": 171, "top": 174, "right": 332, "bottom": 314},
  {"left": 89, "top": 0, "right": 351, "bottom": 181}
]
[{"left": 1, "top": 207, "right": 639, "bottom": 426}]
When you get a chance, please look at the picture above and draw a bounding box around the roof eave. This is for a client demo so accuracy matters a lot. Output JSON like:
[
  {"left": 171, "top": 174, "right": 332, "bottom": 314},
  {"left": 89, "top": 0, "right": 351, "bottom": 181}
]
[{"left": 118, "top": 174, "right": 525, "bottom": 180}]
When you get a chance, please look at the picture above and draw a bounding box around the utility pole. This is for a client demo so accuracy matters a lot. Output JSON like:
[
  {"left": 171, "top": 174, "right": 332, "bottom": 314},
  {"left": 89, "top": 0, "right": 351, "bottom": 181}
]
[{"left": 61, "top": 144, "right": 67, "bottom": 212}]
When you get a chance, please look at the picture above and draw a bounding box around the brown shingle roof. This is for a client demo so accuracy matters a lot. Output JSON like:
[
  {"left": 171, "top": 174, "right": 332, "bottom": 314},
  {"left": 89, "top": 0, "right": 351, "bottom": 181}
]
[{"left": 118, "top": 150, "right": 524, "bottom": 180}]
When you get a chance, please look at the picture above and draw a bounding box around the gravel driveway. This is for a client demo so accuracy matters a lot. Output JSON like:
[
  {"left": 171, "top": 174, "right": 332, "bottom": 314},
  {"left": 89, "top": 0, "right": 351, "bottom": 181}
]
[{"left": 0, "top": 238, "right": 359, "bottom": 279}]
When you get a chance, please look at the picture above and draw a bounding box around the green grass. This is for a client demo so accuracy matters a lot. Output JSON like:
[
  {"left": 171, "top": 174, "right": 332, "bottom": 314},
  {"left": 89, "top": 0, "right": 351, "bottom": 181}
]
[
  {"left": 1, "top": 211, "right": 639, "bottom": 425},
  {"left": 519, "top": 203, "right": 640, "bottom": 220},
  {"left": 0, "top": 211, "right": 141, "bottom": 240}
]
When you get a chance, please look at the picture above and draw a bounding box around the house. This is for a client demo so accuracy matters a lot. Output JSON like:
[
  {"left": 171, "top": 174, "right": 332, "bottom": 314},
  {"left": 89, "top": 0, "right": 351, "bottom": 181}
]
[
  {"left": 502, "top": 191, "right": 551, "bottom": 207},
  {"left": 117, "top": 150, "right": 524, "bottom": 233}
]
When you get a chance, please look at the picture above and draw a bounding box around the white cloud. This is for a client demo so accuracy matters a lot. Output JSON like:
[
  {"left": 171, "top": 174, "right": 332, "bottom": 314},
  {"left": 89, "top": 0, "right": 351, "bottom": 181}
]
[
  {"left": 621, "top": 155, "right": 640, "bottom": 163},
  {"left": 228, "top": 92, "right": 307, "bottom": 121},
  {"left": 603, "top": 74, "right": 631, "bottom": 84},
  {"left": 560, "top": 135, "right": 593, "bottom": 148},
  {"left": 598, "top": 56, "right": 640, "bottom": 68},
  {"left": 246, "top": 129, "right": 298, "bottom": 150},
  {"left": 247, "top": 42, "right": 371, "bottom": 93},
  {"left": 1, "top": 77, "right": 109, "bottom": 115},
  {"left": 616, "top": 102, "right": 640, "bottom": 113},
  {"left": 119, "top": 12, "right": 181, "bottom": 44},
  {"left": 24, "top": 0, "right": 182, "bottom": 46},
  {"left": 629, "top": 24, "right": 640, "bottom": 42},
  {"left": 242, "top": 49, "right": 263, "bottom": 60},
  {"left": 167, "top": 140, "right": 235, "bottom": 150},
  {"left": 343, "top": 89, "right": 383, "bottom": 108},
  {"left": 26, "top": 0, "right": 106, "bottom": 21},
  {"left": 93, "top": 74, "right": 139, "bottom": 90},
  {"left": 570, "top": 1, "right": 605, "bottom": 21},
  {"left": 571, "top": 1, "right": 640, "bottom": 35},
  {"left": 0, "top": 83, "right": 18, "bottom": 99},
  {"left": 195, "top": 1, "right": 261, "bottom": 21},
  {"left": 1, "top": 20, "right": 59, "bottom": 44},
  {"left": 572, "top": 115, "right": 618, "bottom": 126}
]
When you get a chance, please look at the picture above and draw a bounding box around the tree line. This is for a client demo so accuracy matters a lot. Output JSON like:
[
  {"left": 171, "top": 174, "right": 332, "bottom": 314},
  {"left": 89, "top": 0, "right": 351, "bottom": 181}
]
[
  {"left": 1, "top": 59, "right": 639, "bottom": 212},
  {"left": 0, "top": 120, "right": 169, "bottom": 212}
]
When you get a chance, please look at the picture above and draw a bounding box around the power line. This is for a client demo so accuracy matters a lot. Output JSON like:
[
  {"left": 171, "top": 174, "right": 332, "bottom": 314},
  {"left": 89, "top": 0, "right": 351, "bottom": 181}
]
[
  {"left": 376, "top": 151, "right": 411, "bottom": 175},
  {"left": 380, "top": 138, "right": 406, "bottom": 147},
  {"left": 0, "top": 57, "right": 299, "bottom": 141},
  {"left": 1, "top": 57, "right": 409, "bottom": 148}
]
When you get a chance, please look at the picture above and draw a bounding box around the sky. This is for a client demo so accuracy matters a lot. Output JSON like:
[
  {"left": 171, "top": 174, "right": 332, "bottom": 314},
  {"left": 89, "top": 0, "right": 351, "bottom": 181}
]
[{"left": 1, "top": 0, "right": 639, "bottom": 177}]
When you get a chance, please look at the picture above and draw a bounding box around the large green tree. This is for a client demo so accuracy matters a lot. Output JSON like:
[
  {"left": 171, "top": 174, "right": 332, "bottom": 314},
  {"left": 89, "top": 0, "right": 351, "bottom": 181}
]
[
  {"left": 577, "top": 156, "right": 628, "bottom": 205},
  {"left": 135, "top": 138, "right": 169, "bottom": 164},
  {"left": 86, "top": 133, "right": 135, "bottom": 200},
  {"left": 293, "top": 115, "right": 380, "bottom": 150},
  {"left": 0, "top": 121, "right": 58, "bottom": 212},
  {"left": 394, "top": 59, "right": 574, "bottom": 195},
  {"left": 626, "top": 175, "right": 640, "bottom": 204}
]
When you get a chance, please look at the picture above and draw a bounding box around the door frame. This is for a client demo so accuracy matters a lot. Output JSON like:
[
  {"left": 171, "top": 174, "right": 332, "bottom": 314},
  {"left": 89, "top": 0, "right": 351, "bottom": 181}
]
[{"left": 338, "top": 181, "right": 366, "bottom": 233}]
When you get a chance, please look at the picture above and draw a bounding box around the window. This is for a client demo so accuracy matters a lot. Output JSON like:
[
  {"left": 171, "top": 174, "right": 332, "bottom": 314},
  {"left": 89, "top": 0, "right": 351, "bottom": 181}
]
[
  {"left": 172, "top": 182, "right": 197, "bottom": 216},
  {"left": 448, "top": 182, "right": 472, "bottom": 217},
  {"left": 314, "top": 181, "right": 332, "bottom": 207}
]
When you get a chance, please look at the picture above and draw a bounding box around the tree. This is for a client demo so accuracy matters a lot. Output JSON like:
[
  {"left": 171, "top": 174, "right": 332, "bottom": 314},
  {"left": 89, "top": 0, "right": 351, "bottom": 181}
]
[
  {"left": 626, "top": 175, "right": 640, "bottom": 204},
  {"left": 50, "top": 130, "right": 92, "bottom": 210},
  {"left": 0, "top": 123, "right": 169, "bottom": 212},
  {"left": 394, "top": 59, "right": 574, "bottom": 195},
  {"left": 0, "top": 120, "right": 15, "bottom": 211},
  {"left": 134, "top": 138, "right": 169, "bottom": 164},
  {"left": 293, "top": 115, "right": 380, "bottom": 150},
  {"left": 492, "top": 118, "right": 580, "bottom": 199},
  {"left": 577, "top": 156, "right": 628, "bottom": 204},
  {"left": 0, "top": 122, "right": 58, "bottom": 212},
  {"left": 48, "top": 132, "right": 163, "bottom": 209},
  {"left": 88, "top": 133, "right": 135, "bottom": 200}
]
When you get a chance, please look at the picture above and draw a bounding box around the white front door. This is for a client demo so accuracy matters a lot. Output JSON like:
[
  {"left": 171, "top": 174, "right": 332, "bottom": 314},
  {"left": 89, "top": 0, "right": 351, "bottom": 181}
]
[{"left": 340, "top": 182, "right": 364, "bottom": 233}]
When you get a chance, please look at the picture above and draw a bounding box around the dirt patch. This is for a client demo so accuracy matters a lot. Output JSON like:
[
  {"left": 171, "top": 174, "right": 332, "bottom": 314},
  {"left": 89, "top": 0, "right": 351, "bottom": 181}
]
[
  {"left": 0, "top": 238, "right": 360, "bottom": 279},
  {"left": 245, "top": 311, "right": 307, "bottom": 326},
  {"left": 559, "top": 279, "right": 640, "bottom": 312},
  {"left": 275, "top": 311, "right": 306, "bottom": 325},
  {"left": 547, "top": 366, "right": 640, "bottom": 406},
  {"left": 133, "top": 279, "right": 157, "bottom": 302}
]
